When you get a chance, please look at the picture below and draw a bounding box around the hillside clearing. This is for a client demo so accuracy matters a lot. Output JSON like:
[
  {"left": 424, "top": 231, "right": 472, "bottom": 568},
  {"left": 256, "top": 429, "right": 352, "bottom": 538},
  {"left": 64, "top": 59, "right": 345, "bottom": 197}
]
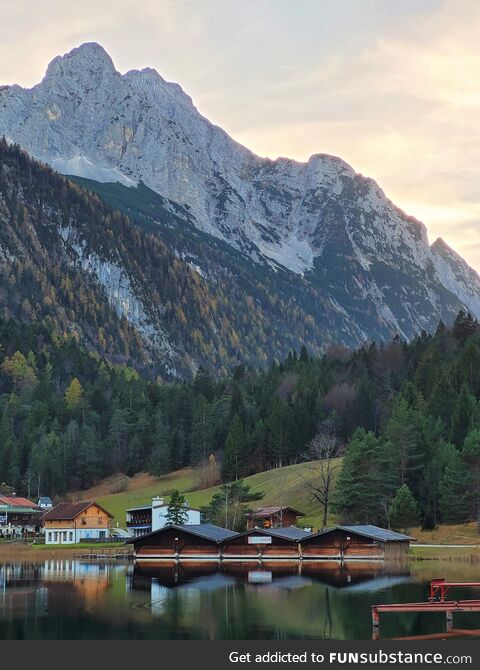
[{"left": 83, "top": 461, "right": 341, "bottom": 530}]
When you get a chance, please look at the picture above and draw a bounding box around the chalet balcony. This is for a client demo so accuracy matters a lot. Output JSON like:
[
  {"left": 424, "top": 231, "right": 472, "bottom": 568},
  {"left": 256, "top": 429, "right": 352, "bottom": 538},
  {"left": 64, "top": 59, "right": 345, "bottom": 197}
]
[{"left": 126, "top": 517, "right": 151, "bottom": 527}]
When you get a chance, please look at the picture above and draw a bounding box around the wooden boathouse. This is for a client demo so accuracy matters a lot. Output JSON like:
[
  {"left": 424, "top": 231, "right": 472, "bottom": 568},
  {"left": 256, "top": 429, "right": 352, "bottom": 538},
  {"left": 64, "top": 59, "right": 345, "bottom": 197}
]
[
  {"left": 127, "top": 523, "right": 413, "bottom": 562},
  {"left": 299, "top": 525, "right": 413, "bottom": 560},
  {"left": 221, "top": 527, "right": 312, "bottom": 560},
  {"left": 127, "top": 523, "right": 238, "bottom": 561}
]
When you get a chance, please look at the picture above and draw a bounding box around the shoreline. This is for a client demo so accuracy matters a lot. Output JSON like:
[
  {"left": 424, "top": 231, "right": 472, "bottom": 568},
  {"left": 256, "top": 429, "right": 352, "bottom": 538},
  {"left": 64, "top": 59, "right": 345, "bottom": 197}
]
[
  {"left": 2, "top": 542, "right": 480, "bottom": 563},
  {"left": 0, "top": 541, "right": 131, "bottom": 562}
]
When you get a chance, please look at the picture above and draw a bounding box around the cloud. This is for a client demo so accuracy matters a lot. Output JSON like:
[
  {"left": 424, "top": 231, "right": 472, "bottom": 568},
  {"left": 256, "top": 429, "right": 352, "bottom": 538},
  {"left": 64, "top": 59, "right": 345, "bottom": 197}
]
[{"left": 226, "top": 0, "right": 480, "bottom": 270}]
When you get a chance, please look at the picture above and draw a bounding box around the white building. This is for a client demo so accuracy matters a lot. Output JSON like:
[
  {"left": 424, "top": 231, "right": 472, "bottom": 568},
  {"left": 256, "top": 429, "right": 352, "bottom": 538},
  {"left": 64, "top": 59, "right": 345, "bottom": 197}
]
[
  {"left": 126, "top": 497, "right": 201, "bottom": 537},
  {"left": 152, "top": 497, "right": 201, "bottom": 531}
]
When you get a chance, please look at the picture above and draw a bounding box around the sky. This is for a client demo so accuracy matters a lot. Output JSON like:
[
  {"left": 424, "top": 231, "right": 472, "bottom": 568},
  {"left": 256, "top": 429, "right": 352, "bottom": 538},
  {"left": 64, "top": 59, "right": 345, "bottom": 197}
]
[{"left": 1, "top": 0, "right": 480, "bottom": 269}]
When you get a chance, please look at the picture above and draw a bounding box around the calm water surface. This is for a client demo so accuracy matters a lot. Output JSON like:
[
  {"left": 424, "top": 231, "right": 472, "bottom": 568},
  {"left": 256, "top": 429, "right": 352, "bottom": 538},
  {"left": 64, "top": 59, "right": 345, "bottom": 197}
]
[{"left": 1, "top": 559, "right": 480, "bottom": 639}]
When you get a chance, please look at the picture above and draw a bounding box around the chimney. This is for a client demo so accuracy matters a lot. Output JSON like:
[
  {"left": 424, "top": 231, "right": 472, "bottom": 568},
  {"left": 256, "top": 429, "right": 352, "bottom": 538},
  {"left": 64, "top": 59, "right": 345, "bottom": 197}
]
[{"left": 152, "top": 497, "right": 164, "bottom": 508}]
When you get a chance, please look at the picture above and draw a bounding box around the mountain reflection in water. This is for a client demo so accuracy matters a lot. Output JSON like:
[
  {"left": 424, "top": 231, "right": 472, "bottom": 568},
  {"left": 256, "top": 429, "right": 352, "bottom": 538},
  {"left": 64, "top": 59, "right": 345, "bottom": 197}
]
[{"left": 1, "top": 559, "right": 479, "bottom": 639}]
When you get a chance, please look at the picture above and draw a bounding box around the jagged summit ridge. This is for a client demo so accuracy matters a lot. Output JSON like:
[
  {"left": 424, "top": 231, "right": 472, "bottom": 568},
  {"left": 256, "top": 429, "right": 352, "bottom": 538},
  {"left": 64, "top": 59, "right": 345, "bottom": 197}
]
[
  {"left": 43, "top": 42, "right": 117, "bottom": 80},
  {"left": 1, "top": 42, "right": 479, "bottom": 347},
  {"left": 0, "top": 42, "right": 407, "bottom": 275}
]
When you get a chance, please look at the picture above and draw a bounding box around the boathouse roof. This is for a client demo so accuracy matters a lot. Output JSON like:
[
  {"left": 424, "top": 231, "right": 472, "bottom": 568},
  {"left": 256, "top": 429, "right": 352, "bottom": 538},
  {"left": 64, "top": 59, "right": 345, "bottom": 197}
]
[
  {"left": 303, "top": 524, "right": 414, "bottom": 543},
  {"left": 239, "top": 526, "right": 313, "bottom": 541},
  {"left": 127, "top": 523, "right": 238, "bottom": 544}
]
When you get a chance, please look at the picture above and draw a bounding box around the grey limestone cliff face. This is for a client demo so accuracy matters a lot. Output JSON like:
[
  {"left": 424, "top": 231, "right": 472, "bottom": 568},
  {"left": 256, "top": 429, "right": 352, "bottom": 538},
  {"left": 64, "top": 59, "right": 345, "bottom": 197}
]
[{"left": 1, "top": 42, "right": 479, "bottom": 345}]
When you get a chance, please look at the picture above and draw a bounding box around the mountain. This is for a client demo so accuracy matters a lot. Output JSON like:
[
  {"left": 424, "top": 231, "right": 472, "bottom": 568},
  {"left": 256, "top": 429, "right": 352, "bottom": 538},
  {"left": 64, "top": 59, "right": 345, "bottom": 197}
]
[{"left": 1, "top": 42, "right": 480, "bottom": 359}]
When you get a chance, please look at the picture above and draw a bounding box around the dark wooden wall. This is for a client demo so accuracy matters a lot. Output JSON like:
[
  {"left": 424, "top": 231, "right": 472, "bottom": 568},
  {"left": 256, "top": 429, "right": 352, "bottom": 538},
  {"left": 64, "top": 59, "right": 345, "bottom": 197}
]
[
  {"left": 134, "top": 527, "right": 219, "bottom": 557},
  {"left": 222, "top": 531, "right": 299, "bottom": 557}
]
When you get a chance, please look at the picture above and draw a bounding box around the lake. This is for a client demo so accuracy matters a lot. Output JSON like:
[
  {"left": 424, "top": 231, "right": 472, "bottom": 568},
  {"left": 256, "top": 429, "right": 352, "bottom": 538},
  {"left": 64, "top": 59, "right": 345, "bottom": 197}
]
[{"left": 1, "top": 559, "right": 480, "bottom": 639}]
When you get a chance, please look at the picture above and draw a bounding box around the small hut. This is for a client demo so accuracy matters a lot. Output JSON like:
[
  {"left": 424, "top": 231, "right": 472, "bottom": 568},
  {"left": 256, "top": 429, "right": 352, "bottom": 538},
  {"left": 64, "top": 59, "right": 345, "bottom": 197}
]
[{"left": 245, "top": 506, "right": 305, "bottom": 530}]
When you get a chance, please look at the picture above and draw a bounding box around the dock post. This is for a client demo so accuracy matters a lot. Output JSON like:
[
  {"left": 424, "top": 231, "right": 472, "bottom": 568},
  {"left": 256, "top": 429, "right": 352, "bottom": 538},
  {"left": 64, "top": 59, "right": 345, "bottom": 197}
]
[
  {"left": 372, "top": 607, "right": 380, "bottom": 639},
  {"left": 446, "top": 610, "right": 453, "bottom": 632}
]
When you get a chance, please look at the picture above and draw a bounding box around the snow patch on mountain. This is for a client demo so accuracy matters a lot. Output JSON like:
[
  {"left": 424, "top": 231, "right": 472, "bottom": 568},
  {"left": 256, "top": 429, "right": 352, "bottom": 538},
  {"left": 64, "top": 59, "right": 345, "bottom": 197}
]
[
  {"left": 52, "top": 156, "right": 137, "bottom": 187},
  {"left": 257, "top": 234, "right": 314, "bottom": 275}
]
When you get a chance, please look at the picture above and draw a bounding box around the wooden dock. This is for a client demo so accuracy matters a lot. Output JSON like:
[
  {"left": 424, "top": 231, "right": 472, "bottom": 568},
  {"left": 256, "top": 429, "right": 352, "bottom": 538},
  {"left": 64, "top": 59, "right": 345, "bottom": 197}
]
[
  {"left": 73, "top": 547, "right": 133, "bottom": 560},
  {"left": 371, "top": 578, "right": 480, "bottom": 638},
  {"left": 372, "top": 595, "right": 480, "bottom": 638},
  {"left": 429, "top": 578, "right": 480, "bottom": 601}
]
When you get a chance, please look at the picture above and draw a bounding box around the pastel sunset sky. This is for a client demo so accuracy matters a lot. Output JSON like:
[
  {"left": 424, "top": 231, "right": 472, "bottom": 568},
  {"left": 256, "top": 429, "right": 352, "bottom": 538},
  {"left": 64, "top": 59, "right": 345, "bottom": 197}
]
[{"left": 2, "top": 0, "right": 479, "bottom": 269}]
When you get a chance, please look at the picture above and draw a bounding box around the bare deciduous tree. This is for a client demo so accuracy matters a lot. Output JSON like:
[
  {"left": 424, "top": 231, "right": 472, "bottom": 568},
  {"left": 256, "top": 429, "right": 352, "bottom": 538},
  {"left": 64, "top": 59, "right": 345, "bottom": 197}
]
[
  {"left": 195, "top": 454, "right": 221, "bottom": 489},
  {"left": 304, "top": 429, "right": 341, "bottom": 529}
]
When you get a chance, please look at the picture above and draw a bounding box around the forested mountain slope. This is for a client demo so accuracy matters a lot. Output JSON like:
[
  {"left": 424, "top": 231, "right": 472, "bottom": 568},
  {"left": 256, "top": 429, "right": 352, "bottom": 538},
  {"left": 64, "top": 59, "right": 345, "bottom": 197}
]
[
  {"left": 2, "top": 310, "right": 480, "bottom": 530},
  {"left": 1, "top": 140, "right": 330, "bottom": 376}
]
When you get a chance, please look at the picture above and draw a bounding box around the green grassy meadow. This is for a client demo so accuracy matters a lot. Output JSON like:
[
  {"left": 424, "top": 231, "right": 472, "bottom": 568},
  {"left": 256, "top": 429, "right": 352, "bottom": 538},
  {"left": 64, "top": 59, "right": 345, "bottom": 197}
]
[{"left": 97, "top": 460, "right": 340, "bottom": 531}]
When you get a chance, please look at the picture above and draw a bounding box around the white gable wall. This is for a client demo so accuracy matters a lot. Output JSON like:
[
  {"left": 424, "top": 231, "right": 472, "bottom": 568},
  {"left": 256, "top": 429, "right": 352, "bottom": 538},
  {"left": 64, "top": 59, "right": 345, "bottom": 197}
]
[{"left": 151, "top": 504, "right": 201, "bottom": 531}]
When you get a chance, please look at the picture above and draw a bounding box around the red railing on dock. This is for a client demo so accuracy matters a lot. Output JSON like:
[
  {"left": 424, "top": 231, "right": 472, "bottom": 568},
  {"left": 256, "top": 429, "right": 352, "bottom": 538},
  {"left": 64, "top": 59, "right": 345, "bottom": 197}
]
[
  {"left": 371, "top": 579, "right": 480, "bottom": 639},
  {"left": 429, "top": 578, "right": 480, "bottom": 601}
]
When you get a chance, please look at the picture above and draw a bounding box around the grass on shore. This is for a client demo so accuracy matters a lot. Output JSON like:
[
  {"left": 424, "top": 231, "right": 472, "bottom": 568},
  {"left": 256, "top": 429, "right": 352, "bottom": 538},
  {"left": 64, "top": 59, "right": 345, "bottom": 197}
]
[
  {"left": 410, "top": 545, "right": 480, "bottom": 562},
  {"left": 410, "top": 522, "right": 480, "bottom": 546},
  {"left": 32, "top": 541, "right": 127, "bottom": 550},
  {"left": 0, "top": 540, "right": 129, "bottom": 560}
]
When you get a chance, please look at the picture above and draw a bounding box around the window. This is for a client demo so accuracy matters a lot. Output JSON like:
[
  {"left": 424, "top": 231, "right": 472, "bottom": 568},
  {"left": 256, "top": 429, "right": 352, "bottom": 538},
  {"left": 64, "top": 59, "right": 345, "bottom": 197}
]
[
  {"left": 81, "top": 517, "right": 87, "bottom": 525},
  {"left": 69, "top": 532, "right": 73, "bottom": 542},
  {"left": 98, "top": 517, "right": 103, "bottom": 524}
]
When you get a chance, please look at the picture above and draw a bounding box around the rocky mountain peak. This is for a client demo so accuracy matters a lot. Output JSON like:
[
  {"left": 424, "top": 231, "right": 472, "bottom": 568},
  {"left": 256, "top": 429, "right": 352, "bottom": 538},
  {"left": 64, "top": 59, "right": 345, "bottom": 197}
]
[
  {"left": 1, "top": 43, "right": 480, "bottom": 350},
  {"left": 124, "top": 65, "right": 196, "bottom": 111},
  {"left": 43, "top": 42, "right": 117, "bottom": 84},
  {"left": 432, "top": 237, "right": 458, "bottom": 257}
]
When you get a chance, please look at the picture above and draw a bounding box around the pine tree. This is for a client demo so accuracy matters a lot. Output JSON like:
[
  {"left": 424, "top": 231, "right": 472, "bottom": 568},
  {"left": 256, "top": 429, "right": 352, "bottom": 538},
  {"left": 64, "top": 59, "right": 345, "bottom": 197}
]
[
  {"left": 222, "top": 415, "right": 246, "bottom": 482},
  {"left": 388, "top": 484, "right": 420, "bottom": 532},
  {"left": 191, "top": 395, "right": 214, "bottom": 464},
  {"left": 457, "top": 341, "right": 480, "bottom": 397},
  {"left": 108, "top": 407, "right": 130, "bottom": 472},
  {"left": 452, "top": 310, "right": 478, "bottom": 344},
  {"left": 299, "top": 345, "right": 309, "bottom": 363},
  {"left": 450, "top": 383, "right": 476, "bottom": 448},
  {"left": 61, "top": 420, "right": 79, "bottom": 487},
  {"left": 439, "top": 450, "right": 472, "bottom": 523},
  {"left": 385, "top": 398, "right": 421, "bottom": 488},
  {"left": 165, "top": 490, "right": 189, "bottom": 525},
  {"left": 462, "top": 429, "right": 480, "bottom": 533},
  {"left": 266, "top": 398, "right": 291, "bottom": 468},
  {"left": 428, "top": 371, "right": 456, "bottom": 430},
  {"left": 333, "top": 429, "right": 393, "bottom": 524},
  {"left": 149, "top": 409, "right": 170, "bottom": 476}
]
